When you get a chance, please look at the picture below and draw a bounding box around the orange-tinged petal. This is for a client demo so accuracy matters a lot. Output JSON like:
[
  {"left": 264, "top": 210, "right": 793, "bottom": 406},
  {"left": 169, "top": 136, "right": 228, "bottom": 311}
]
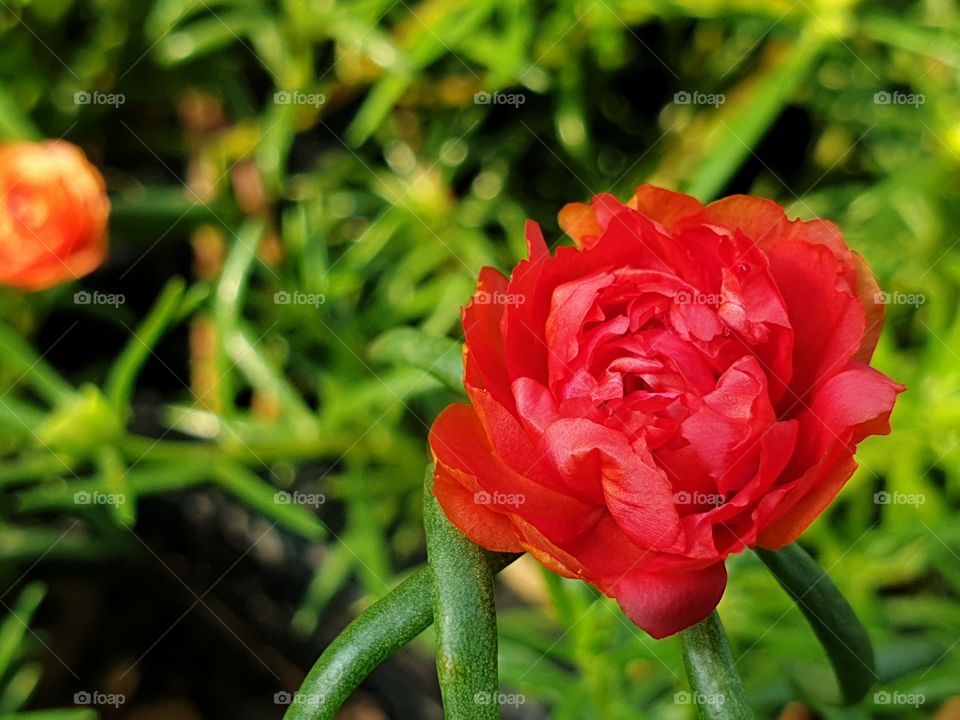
[
  {"left": 627, "top": 184, "right": 704, "bottom": 230},
  {"left": 558, "top": 202, "right": 601, "bottom": 248}
]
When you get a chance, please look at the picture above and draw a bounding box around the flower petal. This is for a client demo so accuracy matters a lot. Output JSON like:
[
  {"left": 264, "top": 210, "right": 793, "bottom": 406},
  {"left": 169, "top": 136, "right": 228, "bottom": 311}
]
[
  {"left": 756, "top": 363, "right": 904, "bottom": 547},
  {"left": 627, "top": 184, "right": 704, "bottom": 231},
  {"left": 433, "top": 463, "right": 523, "bottom": 552},
  {"left": 463, "top": 266, "right": 515, "bottom": 410},
  {"left": 558, "top": 202, "right": 602, "bottom": 248},
  {"left": 430, "top": 403, "right": 603, "bottom": 544},
  {"left": 613, "top": 562, "right": 728, "bottom": 639}
]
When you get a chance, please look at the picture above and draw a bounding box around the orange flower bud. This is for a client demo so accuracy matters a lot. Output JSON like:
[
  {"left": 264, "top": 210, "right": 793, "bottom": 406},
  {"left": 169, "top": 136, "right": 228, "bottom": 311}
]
[{"left": 0, "top": 140, "right": 110, "bottom": 291}]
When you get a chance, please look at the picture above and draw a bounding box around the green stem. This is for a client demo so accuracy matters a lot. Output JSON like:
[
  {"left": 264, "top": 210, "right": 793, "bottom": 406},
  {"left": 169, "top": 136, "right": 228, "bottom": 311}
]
[
  {"left": 756, "top": 544, "right": 876, "bottom": 705},
  {"left": 284, "top": 553, "right": 518, "bottom": 720},
  {"left": 12, "top": 462, "right": 209, "bottom": 514},
  {"left": 117, "top": 432, "right": 351, "bottom": 464},
  {"left": 283, "top": 566, "right": 434, "bottom": 720},
  {"left": 423, "top": 466, "right": 500, "bottom": 719},
  {"left": 678, "top": 611, "right": 754, "bottom": 720}
]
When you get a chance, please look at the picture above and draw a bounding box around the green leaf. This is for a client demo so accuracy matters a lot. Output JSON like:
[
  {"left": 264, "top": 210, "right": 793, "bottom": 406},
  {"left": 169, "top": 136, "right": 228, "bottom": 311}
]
[
  {"left": 35, "top": 385, "right": 121, "bottom": 459},
  {"left": 0, "top": 710, "right": 98, "bottom": 720},
  {"left": 0, "top": 323, "right": 74, "bottom": 407},
  {"left": 861, "top": 14, "right": 960, "bottom": 70},
  {"left": 153, "top": 12, "right": 271, "bottom": 66},
  {"left": 109, "top": 188, "right": 236, "bottom": 233},
  {"left": 0, "top": 583, "right": 46, "bottom": 682},
  {"left": 344, "top": 0, "right": 497, "bottom": 145},
  {"left": 679, "top": 611, "right": 754, "bottom": 720},
  {"left": 756, "top": 544, "right": 876, "bottom": 705},
  {"left": 105, "top": 277, "right": 187, "bottom": 413},
  {"left": 222, "top": 324, "right": 319, "bottom": 430},
  {"left": 0, "top": 88, "right": 40, "bottom": 141},
  {"left": 369, "top": 328, "right": 465, "bottom": 394},
  {"left": 681, "top": 24, "right": 826, "bottom": 202},
  {"left": 212, "top": 462, "right": 326, "bottom": 541},
  {"left": 875, "top": 639, "right": 945, "bottom": 683},
  {"left": 291, "top": 543, "right": 357, "bottom": 639},
  {"left": 423, "top": 466, "right": 500, "bottom": 719},
  {"left": 0, "top": 662, "right": 43, "bottom": 714}
]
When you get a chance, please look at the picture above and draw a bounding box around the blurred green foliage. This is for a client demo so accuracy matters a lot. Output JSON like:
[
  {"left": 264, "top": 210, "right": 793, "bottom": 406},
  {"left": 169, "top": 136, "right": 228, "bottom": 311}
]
[{"left": 0, "top": 0, "right": 959, "bottom": 718}]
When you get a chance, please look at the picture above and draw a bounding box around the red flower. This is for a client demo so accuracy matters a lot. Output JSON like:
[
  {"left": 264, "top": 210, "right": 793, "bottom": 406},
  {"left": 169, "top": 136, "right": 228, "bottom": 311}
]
[
  {"left": 0, "top": 141, "right": 109, "bottom": 291},
  {"left": 429, "top": 185, "right": 903, "bottom": 638}
]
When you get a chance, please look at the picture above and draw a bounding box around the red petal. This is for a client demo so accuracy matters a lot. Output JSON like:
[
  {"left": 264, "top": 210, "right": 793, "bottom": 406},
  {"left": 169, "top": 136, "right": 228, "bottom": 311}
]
[
  {"left": 467, "top": 385, "right": 550, "bottom": 483},
  {"left": 613, "top": 562, "right": 728, "bottom": 638},
  {"left": 688, "top": 196, "right": 873, "bottom": 402},
  {"left": 525, "top": 219, "right": 549, "bottom": 261},
  {"left": 794, "top": 362, "right": 904, "bottom": 464},
  {"left": 429, "top": 404, "right": 603, "bottom": 544},
  {"left": 755, "top": 455, "right": 858, "bottom": 549},
  {"left": 851, "top": 251, "right": 885, "bottom": 363},
  {"left": 756, "top": 363, "right": 903, "bottom": 547},
  {"left": 511, "top": 377, "right": 560, "bottom": 435},
  {"left": 512, "top": 511, "right": 647, "bottom": 582},
  {"left": 680, "top": 357, "right": 776, "bottom": 493},
  {"left": 433, "top": 464, "right": 523, "bottom": 552},
  {"left": 462, "top": 266, "right": 514, "bottom": 409}
]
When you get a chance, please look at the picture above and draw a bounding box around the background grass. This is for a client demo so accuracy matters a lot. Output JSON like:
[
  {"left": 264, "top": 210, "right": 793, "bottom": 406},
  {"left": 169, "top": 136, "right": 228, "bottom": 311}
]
[{"left": 0, "top": 0, "right": 958, "bottom": 718}]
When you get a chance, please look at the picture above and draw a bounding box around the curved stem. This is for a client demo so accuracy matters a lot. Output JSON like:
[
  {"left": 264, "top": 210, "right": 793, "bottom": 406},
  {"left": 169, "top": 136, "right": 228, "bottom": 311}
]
[
  {"left": 283, "top": 566, "right": 434, "bottom": 720},
  {"left": 284, "top": 552, "right": 518, "bottom": 720},
  {"left": 756, "top": 543, "right": 876, "bottom": 705},
  {"left": 424, "top": 466, "right": 500, "bottom": 719}
]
